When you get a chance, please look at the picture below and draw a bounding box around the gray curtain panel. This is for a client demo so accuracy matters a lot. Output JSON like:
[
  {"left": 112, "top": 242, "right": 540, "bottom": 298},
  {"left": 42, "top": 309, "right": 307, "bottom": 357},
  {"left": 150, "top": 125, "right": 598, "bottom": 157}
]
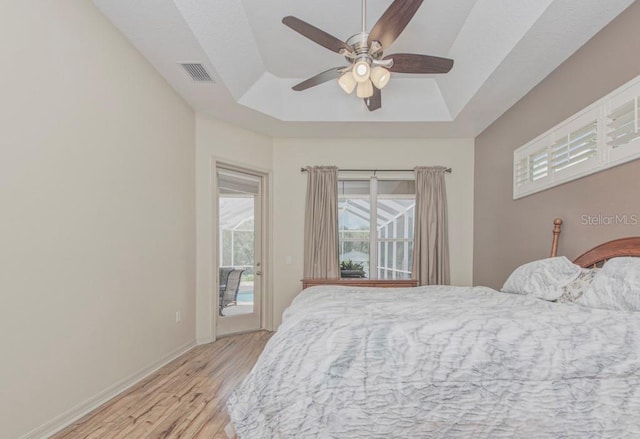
[
  {"left": 412, "top": 166, "right": 450, "bottom": 285},
  {"left": 303, "top": 166, "right": 340, "bottom": 279}
]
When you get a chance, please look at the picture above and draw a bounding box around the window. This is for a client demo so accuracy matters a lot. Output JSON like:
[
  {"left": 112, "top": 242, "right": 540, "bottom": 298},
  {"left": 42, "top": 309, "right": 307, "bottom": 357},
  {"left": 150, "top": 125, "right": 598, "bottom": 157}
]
[
  {"left": 514, "top": 73, "right": 640, "bottom": 199},
  {"left": 338, "top": 178, "right": 415, "bottom": 279}
]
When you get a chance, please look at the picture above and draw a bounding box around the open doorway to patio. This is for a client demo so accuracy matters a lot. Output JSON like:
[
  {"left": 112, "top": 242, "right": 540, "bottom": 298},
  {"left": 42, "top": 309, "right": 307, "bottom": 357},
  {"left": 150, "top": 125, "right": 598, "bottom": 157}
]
[{"left": 216, "top": 166, "right": 263, "bottom": 336}]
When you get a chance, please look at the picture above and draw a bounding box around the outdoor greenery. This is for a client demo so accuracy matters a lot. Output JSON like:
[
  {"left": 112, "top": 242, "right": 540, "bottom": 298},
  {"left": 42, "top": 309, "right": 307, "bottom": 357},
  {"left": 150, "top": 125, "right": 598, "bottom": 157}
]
[
  {"left": 340, "top": 259, "right": 365, "bottom": 271},
  {"left": 221, "top": 229, "right": 254, "bottom": 267}
]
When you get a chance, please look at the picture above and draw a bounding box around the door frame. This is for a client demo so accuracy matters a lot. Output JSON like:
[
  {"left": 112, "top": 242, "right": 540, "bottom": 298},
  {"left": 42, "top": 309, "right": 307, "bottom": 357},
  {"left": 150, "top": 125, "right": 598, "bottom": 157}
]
[
  {"left": 215, "top": 165, "right": 263, "bottom": 335},
  {"left": 207, "top": 159, "right": 272, "bottom": 342}
]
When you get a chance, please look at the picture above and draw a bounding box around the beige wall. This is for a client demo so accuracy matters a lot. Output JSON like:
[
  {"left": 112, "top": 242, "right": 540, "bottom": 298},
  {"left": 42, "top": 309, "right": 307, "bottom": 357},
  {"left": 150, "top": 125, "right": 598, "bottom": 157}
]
[
  {"left": 195, "top": 114, "right": 273, "bottom": 341},
  {"left": 272, "top": 138, "right": 475, "bottom": 327},
  {"left": 0, "top": 1, "right": 195, "bottom": 437},
  {"left": 193, "top": 125, "right": 474, "bottom": 330},
  {"left": 474, "top": 1, "right": 640, "bottom": 289}
]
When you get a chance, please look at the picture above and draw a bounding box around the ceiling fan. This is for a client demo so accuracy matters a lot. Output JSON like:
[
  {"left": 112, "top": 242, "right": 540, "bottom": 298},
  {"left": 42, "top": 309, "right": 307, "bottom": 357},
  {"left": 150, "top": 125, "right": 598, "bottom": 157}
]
[{"left": 282, "top": 0, "right": 454, "bottom": 112}]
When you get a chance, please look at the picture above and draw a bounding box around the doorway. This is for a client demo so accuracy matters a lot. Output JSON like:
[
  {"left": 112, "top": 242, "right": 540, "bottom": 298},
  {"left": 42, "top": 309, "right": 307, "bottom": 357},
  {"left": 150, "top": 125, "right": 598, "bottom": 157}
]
[{"left": 216, "top": 166, "right": 264, "bottom": 336}]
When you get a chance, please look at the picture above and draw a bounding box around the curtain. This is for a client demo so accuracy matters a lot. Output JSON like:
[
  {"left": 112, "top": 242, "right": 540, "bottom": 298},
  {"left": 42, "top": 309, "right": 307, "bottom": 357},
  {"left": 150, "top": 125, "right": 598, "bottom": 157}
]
[
  {"left": 412, "top": 166, "right": 450, "bottom": 285},
  {"left": 303, "top": 166, "right": 339, "bottom": 279}
]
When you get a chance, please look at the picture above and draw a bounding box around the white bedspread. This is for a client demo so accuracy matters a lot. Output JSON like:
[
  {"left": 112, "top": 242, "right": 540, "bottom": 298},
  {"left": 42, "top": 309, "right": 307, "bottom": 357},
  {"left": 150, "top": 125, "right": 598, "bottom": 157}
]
[{"left": 228, "top": 285, "right": 640, "bottom": 438}]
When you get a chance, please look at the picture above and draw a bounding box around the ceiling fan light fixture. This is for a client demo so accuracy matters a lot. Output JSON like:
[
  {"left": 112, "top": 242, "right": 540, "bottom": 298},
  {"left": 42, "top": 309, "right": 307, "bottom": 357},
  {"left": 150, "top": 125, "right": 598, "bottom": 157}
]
[
  {"left": 283, "top": 0, "right": 454, "bottom": 111},
  {"left": 338, "top": 71, "right": 357, "bottom": 94},
  {"left": 371, "top": 66, "right": 391, "bottom": 89},
  {"left": 352, "top": 60, "right": 371, "bottom": 83},
  {"left": 356, "top": 79, "right": 374, "bottom": 98}
]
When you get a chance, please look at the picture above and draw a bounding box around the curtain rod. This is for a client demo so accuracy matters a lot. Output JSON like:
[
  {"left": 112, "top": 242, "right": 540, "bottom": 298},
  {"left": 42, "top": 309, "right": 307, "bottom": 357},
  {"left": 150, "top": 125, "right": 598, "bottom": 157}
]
[{"left": 300, "top": 167, "right": 452, "bottom": 173}]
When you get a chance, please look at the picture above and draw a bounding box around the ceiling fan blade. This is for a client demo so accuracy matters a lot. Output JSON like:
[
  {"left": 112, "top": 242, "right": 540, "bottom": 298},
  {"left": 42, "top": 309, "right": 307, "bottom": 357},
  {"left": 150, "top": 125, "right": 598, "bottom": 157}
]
[
  {"left": 283, "top": 16, "right": 352, "bottom": 54},
  {"left": 384, "top": 53, "right": 454, "bottom": 74},
  {"left": 365, "top": 87, "right": 382, "bottom": 111},
  {"left": 367, "top": 0, "right": 424, "bottom": 50},
  {"left": 292, "top": 67, "right": 346, "bottom": 91}
]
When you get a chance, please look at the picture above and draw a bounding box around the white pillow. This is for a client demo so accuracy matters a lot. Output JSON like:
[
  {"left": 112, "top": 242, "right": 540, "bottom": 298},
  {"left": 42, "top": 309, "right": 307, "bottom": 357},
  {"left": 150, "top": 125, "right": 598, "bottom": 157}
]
[
  {"left": 576, "top": 257, "right": 640, "bottom": 311},
  {"left": 502, "top": 256, "right": 582, "bottom": 301}
]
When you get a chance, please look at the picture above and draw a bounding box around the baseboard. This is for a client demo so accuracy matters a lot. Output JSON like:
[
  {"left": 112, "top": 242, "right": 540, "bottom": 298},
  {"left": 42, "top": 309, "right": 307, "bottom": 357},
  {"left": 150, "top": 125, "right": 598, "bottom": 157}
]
[
  {"left": 197, "top": 336, "right": 214, "bottom": 345},
  {"left": 21, "top": 340, "right": 196, "bottom": 439}
]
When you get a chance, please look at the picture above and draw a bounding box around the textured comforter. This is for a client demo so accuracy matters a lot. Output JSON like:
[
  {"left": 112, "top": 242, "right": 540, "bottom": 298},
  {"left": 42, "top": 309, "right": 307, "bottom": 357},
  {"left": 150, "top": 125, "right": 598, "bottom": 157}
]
[{"left": 228, "top": 285, "right": 640, "bottom": 438}]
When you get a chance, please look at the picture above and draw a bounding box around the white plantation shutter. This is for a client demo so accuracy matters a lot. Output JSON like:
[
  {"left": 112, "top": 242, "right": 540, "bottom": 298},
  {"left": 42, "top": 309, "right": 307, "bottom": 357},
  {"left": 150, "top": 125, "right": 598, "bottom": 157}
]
[
  {"left": 531, "top": 149, "right": 549, "bottom": 181},
  {"left": 607, "top": 99, "right": 637, "bottom": 148},
  {"left": 513, "top": 139, "right": 551, "bottom": 196},
  {"left": 513, "top": 112, "right": 598, "bottom": 198},
  {"left": 550, "top": 121, "right": 598, "bottom": 172},
  {"left": 607, "top": 81, "right": 640, "bottom": 165},
  {"left": 514, "top": 157, "right": 529, "bottom": 187},
  {"left": 514, "top": 73, "right": 640, "bottom": 199},
  {"left": 515, "top": 148, "right": 548, "bottom": 188}
]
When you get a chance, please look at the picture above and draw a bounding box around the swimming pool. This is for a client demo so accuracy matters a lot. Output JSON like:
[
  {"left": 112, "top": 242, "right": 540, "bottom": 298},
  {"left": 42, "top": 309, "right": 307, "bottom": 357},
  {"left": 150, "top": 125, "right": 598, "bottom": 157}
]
[{"left": 236, "top": 291, "right": 254, "bottom": 304}]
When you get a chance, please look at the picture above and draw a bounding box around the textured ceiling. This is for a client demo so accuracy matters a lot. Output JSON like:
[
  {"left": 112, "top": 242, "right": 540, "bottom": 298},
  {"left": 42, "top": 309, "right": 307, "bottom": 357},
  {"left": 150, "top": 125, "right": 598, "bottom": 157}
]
[{"left": 91, "top": 0, "right": 634, "bottom": 138}]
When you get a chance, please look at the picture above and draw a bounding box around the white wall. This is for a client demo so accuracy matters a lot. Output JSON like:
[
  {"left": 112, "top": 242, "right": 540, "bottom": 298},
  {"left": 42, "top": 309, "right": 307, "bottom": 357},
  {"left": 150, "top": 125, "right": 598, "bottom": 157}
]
[
  {"left": 194, "top": 127, "right": 474, "bottom": 332},
  {"left": 1, "top": 2, "right": 474, "bottom": 436},
  {"left": 195, "top": 114, "right": 273, "bottom": 341},
  {"left": 0, "top": 1, "right": 195, "bottom": 437},
  {"left": 271, "top": 138, "right": 475, "bottom": 327}
]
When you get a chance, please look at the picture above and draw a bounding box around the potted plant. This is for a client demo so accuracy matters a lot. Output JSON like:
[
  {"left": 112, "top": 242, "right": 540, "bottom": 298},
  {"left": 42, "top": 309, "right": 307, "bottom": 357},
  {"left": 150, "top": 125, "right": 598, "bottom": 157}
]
[{"left": 340, "top": 259, "right": 366, "bottom": 278}]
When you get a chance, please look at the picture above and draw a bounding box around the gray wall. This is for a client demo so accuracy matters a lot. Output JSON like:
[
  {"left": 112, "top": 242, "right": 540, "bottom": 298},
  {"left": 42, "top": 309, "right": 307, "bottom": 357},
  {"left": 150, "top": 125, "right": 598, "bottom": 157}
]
[{"left": 474, "top": 1, "right": 640, "bottom": 289}]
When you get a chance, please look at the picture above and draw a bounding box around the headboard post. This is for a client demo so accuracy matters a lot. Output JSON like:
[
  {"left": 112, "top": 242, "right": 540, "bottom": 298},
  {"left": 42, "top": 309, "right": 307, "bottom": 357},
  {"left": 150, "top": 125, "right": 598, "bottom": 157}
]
[{"left": 550, "top": 218, "right": 563, "bottom": 257}]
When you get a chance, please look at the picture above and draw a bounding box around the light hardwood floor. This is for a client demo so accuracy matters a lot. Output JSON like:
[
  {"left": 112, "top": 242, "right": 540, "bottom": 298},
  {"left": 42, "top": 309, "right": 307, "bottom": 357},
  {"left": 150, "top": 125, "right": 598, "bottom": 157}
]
[{"left": 52, "top": 331, "right": 273, "bottom": 439}]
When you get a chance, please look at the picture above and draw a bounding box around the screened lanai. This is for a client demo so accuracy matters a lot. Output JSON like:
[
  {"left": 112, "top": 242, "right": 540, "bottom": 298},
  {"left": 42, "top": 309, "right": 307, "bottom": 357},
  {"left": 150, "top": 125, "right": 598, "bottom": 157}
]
[
  {"left": 220, "top": 179, "right": 415, "bottom": 300},
  {"left": 219, "top": 197, "right": 254, "bottom": 267},
  {"left": 338, "top": 196, "right": 415, "bottom": 280},
  {"left": 218, "top": 195, "right": 256, "bottom": 316}
]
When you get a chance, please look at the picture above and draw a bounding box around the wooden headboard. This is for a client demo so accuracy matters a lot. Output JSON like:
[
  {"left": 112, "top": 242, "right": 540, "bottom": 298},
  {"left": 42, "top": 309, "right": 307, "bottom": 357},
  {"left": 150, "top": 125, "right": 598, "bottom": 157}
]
[
  {"left": 550, "top": 218, "right": 640, "bottom": 268},
  {"left": 573, "top": 237, "right": 640, "bottom": 268}
]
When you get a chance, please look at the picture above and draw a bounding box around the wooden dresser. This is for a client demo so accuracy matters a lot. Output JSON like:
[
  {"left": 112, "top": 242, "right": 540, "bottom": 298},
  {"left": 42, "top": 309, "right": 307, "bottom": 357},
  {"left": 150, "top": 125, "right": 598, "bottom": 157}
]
[{"left": 302, "top": 278, "right": 419, "bottom": 289}]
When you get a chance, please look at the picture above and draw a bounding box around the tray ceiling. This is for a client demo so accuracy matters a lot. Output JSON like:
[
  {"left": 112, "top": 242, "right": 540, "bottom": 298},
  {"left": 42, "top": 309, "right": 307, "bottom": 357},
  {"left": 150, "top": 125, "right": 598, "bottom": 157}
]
[{"left": 91, "top": 0, "right": 634, "bottom": 138}]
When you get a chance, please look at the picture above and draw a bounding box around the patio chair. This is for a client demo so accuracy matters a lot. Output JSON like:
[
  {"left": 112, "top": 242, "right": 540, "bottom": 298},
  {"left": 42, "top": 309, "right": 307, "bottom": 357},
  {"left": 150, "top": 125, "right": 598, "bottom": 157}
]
[
  {"left": 220, "top": 268, "right": 245, "bottom": 314},
  {"left": 218, "top": 267, "right": 235, "bottom": 315}
]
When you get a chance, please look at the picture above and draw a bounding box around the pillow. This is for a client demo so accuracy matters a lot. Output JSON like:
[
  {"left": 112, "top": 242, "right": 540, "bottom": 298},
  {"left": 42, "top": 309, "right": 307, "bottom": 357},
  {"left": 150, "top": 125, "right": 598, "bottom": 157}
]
[
  {"left": 556, "top": 268, "right": 599, "bottom": 303},
  {"left": 502, "top": 256, "right": 582, "bottom": 301},
  {"left": 576, "top": 257, "right": 640, "bottom": 311}
]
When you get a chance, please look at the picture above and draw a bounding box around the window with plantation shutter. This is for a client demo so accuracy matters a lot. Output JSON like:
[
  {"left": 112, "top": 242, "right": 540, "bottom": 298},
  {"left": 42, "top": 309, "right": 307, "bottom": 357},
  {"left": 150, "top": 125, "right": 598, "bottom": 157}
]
[
  {"left": 607, "top": 100, "right": 637, "bottom": 148},
  {"left": 606, "top": 82, "right": 640, "bottom": 165},
  {"left": 550, "top": 121, "right": 598, "bottom": 173},
  {"left": 515, "top": 147, "right": 548, "bottom": 188},
  {"left": 514, "top": 73, "right": 640, "bottom": 199}
]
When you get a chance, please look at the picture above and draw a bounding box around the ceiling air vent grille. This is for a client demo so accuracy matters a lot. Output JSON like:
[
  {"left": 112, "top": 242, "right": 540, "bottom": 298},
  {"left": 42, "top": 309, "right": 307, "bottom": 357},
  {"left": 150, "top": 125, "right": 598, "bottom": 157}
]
[{"left": 179, "top": 63, "right": 214, "bottom": 82}]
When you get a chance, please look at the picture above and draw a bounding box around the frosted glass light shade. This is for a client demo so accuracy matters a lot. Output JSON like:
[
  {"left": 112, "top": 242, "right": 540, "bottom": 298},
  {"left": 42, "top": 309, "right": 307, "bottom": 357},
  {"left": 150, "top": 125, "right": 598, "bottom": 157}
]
[
  {"left": 338, "top": 71, "right": 357, "bottom": 94},
  {"left": 352, "top": 60, "right": 371, "bottom": 83},
  {"left": 356, "top": 80, "right": 374, "bottom": 98},
  {"left": 371, "top": 67, "right": 391, "bottom": 89}
]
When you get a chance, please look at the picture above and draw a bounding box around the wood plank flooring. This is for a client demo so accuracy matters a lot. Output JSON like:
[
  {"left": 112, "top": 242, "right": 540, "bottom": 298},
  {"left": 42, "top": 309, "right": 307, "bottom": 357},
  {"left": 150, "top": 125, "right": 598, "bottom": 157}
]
[{"left": 52, "top": 331, "right": 273, "bottom": 439}]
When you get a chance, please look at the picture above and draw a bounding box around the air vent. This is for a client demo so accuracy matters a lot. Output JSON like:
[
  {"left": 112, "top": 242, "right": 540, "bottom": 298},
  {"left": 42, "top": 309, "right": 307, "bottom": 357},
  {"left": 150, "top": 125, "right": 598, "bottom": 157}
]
[{"left": 179, "top": 63, "right": 214, "bottom": 82}]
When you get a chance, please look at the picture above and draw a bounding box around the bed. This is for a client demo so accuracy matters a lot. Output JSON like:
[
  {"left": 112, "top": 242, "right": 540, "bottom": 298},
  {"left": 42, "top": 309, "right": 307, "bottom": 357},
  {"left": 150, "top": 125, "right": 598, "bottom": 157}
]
[{"left": 227, "top": 219, "right": 640, "bottom": 438}]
